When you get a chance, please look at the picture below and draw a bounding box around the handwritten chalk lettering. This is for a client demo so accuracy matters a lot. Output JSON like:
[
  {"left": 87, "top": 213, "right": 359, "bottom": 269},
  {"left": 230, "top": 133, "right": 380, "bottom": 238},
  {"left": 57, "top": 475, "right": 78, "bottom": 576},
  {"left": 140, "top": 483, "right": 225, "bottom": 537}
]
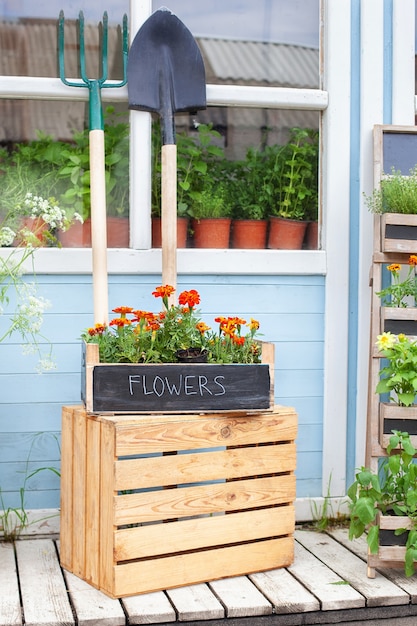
[{"left": 129, "top": 374, "right": 226, "bottom": 397}]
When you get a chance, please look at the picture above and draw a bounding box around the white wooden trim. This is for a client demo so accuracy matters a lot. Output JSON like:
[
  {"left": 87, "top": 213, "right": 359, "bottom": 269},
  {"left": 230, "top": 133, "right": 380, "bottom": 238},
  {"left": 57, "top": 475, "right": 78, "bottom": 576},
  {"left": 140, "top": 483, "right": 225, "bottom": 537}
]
[
  {"left": 354, "top": 1, "right": 385, "bottom": 473},
  {"left": 0, "top": 247, "right": 326, "bottom": 276},
  {"left": 392, "top": 0, "right": 415, "bottom": 124},
  {"left": 321, "top": 0, "right": 351, "bottom": 497},
  {"left": 0, "top": 76, "right": 328, "bottom": 111}
]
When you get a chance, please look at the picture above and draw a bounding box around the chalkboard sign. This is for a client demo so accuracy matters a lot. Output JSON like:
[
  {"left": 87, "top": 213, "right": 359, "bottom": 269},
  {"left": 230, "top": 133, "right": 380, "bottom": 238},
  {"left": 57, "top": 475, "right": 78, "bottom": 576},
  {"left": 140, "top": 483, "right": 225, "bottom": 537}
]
[
  {"left": 91, "top": 363, "right": 271, "bottom": 413},
  {"left": 375, "top": 125, "right": 417, "bottom": 176}
]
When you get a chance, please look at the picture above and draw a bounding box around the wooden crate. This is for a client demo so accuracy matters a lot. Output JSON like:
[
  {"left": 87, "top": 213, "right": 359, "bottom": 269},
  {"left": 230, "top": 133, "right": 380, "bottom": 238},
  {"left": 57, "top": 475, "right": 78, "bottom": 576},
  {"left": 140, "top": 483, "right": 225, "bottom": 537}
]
[
  {"left": 381, "top": 213, "right": 417, "bottom": 253},
  {"left": 367, "top": 514, "right": 412, "bottom": 577},
  {"left": 81, "top": 341, "right": 275, "bottom": 414},
  {"left": 60, "top": 404, "right": 297, "bottom": 598},
  {"left": 379, "top": 403, "right": 417, "bottom": 449}
]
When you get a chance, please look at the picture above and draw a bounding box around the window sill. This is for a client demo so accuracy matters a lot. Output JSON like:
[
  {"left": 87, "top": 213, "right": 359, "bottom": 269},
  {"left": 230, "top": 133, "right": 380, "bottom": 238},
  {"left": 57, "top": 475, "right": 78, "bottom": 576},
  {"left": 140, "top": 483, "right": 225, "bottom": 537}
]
[{"left": 1, "top": 247, "right": 326, "bottom": 275}]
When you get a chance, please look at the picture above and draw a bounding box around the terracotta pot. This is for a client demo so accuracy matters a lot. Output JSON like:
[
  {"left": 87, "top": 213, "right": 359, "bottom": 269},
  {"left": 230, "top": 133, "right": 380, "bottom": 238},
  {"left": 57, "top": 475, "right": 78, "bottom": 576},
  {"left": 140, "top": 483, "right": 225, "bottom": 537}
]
[
  {"left": 231, "top": 219, "right": 267, "bottom": 249},
  {"left": 304, "top": 220, "right": 319, "bottom": 250},
  {"left": 59, "top": 217, "right": 129, "bottom": 248},
  {"left": 191, "top": 218, "right": 231, "bottom": 248},
  {"left": 267, "top": 216, "right": 307, "bottom": 250},
  {"left": 58, "top": 220, "right": 92, "bottom": 247},
  {"left": 151, "top": 216, "right": 189, "bottom": 248},
  {"left": 14, "top": 217, "right": 48, "bottom": 246},
  {"left": 106, "top": 217, "right": 129, "bottom": 248}
]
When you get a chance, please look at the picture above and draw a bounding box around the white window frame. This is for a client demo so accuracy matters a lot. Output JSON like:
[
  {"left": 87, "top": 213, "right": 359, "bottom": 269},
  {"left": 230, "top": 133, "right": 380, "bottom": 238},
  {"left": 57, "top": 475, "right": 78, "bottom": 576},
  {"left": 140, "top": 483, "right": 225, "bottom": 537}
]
[{"left": 0, "top": 0, "right": 327, "bottom": 276}]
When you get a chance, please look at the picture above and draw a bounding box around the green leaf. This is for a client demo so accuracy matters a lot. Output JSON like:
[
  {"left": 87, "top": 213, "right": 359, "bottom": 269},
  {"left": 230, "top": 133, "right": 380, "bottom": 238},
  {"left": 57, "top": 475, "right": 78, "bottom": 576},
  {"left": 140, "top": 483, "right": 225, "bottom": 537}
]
[{"left": 367, "top": 524, "right": 379, "bottom": 554}]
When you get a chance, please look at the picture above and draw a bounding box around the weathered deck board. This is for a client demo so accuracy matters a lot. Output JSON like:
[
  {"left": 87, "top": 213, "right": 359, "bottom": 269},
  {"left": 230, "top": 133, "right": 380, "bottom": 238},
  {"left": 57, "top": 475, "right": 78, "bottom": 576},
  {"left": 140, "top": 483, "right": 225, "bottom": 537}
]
[
  {"left": 121, "top": 591, "right": 177, "bottom": 624},
  {"left": 63, "top": 569, "right": 126, "bottom": 626},
  {"left": 0, "top": 543, "right": 22, "bottom": 626},
  {"left": 15, "top": 539, "right": 75, "bottom": 626},
  {"left": 249, "top": 567, "right": 320, "bottom": 614},
  {"left": 208, "top": 576, "right": 272, "bottom": 617},
  {"left": 288, "top": 539, "right": 365, "bottom": 610},
  {"left": 2, "top": 529, "right": 417, "bottom": 626},
  {"left": 165, "top": 584, "right": 224, "bottom": 621},
  {"left": 296, "top": 528, "right": 410, "bottom": 607}
]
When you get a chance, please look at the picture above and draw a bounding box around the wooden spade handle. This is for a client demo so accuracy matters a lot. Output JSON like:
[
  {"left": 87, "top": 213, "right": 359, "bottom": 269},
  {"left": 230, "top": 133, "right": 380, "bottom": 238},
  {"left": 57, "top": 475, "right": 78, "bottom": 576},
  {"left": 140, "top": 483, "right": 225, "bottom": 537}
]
[
  {"left": 161, "top": 143, "right": 177, "bottom": 299},
  {"left": 89, "top": 129, "right": 109, "bottom": 325}
]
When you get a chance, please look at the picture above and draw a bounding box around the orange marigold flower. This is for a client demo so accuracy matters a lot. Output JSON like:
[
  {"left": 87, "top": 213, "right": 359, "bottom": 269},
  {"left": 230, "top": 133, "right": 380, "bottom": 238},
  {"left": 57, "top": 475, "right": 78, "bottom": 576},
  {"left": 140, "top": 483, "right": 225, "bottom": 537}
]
[
  {"left": 196, "top": 321, "right": 210, "bottom": 334},
  {"left": 109, "top": 317, "right": 131, "bottom": 328},
  {"left": 132, "top": 310, "right": 149, "bottom": 320},
  {"left": 232, "top": 335, "right": 245, "bottom": 346},
  {"left": 387, "top": 263, "right": 401, "bottom": 273},
  {"left": 152, "top": 285, "right": 175, "bottom": 299},
  {"left": 112, "top": 306, "right": 133, "bottom": 315},
  {"left": 87, "top": 323, "right": 107, "bottom": 335},
  {"left": 178, "top": 289, "right": 200, "bottom": 308},
  {"left": 409, "top": 255, "right": 417, "bottom": 267},
  {"left": 145, "top": 321, "right": 160, "bottom": 331},
  {"left": 214, "top": 316, "right": 227, "bottom": 324}
]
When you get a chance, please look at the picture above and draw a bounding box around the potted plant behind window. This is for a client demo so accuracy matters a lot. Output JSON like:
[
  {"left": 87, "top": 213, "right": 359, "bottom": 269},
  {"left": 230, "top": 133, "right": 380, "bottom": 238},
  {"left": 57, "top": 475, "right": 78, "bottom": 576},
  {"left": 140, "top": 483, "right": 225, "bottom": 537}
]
[
  {"left": 348, "top": 430, "right": 417, "bottom": 577},
  {"left": 228, "top": 150, "right": 269, "bottom": 249},
  {"left": 57, "top": 108, "right": 130, "bottom": 247},
  {"left": 268, "top": 128, "right": 319, "bottom": 249},
  {"left": 189, "top": 180, "right": 232, "bottom": 248},
  {"left": 364, "top": 165, "right": 417, "bottom": 253}
]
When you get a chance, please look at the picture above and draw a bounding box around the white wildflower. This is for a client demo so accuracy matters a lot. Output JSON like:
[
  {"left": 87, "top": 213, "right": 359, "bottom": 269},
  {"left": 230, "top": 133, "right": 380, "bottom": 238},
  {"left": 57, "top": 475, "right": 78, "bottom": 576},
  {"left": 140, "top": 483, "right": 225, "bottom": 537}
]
[
  {"left": 0, "top": 226, "right": 16, "bottom": 246},
  {"left": 35, "top": 358, "right": 56, "bottom": 374}
]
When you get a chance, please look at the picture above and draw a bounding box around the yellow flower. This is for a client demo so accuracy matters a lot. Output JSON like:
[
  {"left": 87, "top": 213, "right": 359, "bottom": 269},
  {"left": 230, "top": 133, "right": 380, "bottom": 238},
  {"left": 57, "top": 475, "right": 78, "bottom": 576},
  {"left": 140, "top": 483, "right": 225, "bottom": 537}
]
[
  {"left": 387, "top": 263, "right": 401, "bottom": 273},
  {"left": 376, "top": 332, "right": 397, "bottom": 351}
]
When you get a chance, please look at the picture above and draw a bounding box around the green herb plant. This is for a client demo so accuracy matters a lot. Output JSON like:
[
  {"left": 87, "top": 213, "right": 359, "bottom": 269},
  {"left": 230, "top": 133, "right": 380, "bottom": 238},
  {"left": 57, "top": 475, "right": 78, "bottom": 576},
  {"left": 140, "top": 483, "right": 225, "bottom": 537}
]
[
  {"left": 348, "top": 431, "right": 417, "bottom": 576},
  {"left": 364, "top": 165, "right": 417, "bottom": 215},
  {"left": 375, "top": 332, "right": 417, "bottom": 406}
]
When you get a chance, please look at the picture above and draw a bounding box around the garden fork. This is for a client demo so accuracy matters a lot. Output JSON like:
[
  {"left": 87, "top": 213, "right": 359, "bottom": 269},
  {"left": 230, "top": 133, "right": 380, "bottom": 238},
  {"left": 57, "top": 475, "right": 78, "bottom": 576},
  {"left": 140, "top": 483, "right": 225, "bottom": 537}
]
[{"left": 58, "top": 10, "right": 128, "bottom": 325}]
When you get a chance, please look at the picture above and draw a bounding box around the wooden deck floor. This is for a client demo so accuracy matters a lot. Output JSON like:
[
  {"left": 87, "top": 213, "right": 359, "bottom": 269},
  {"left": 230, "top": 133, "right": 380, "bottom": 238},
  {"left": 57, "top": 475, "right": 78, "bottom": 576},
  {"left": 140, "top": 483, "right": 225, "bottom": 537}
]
[{"left": 1, "top": 527, "right": 417, "bottom": 626}]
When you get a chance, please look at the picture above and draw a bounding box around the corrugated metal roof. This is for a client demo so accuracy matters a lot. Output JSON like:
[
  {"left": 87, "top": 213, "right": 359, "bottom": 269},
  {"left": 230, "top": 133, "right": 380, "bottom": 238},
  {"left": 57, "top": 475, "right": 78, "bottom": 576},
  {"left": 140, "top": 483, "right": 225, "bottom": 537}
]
[{"left": 198, "top": 38, "right": 319, "bottom": 88}]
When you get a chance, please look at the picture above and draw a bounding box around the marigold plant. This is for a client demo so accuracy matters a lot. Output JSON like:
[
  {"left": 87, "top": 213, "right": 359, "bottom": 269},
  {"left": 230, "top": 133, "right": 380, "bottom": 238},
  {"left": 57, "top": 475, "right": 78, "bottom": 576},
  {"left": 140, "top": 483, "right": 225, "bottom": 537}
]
[
  {"left": 376, "top": 256, "right": 417, "bottom": 307},
  {"left": 81, "top": 285, "right": 263, "bottom": 364}
]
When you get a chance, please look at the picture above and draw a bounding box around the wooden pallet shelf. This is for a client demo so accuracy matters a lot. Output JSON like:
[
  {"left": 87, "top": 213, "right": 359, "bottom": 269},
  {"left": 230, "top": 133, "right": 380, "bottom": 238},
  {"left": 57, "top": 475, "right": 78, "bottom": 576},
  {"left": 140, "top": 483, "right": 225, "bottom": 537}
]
[{"left": 366, "top": 124, "right": 417, "bottom": 576}]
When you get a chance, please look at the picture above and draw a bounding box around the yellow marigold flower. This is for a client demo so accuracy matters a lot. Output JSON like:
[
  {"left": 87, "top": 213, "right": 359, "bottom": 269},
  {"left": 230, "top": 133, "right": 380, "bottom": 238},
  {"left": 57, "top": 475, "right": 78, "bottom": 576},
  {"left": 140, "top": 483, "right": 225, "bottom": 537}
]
[
  {"left": 387, "top": 263, "right": 401, "bottom": 273},
  {"left": 248, "top": 318, "right": 260, "bottom": 331},
  {"left": 196, "top": 322, "right": 210, "bottom": 334},
  {"left": 376, "top": 331, "right": 397, "bottom": 351}
]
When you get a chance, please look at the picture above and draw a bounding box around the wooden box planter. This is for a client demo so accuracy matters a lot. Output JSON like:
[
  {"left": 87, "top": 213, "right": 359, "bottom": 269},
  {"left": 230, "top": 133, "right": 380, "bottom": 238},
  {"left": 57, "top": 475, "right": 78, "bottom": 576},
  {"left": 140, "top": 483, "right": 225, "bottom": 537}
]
[
  {"left": 368, "top": 514, "right": 413, "bottom": 575},
  {"left": 60, "top": 404, "right": 297, "bottom": 598},
  {"left": 379, "top": 403, "right": 417, "bottom": 449},
  {"left": 381, "top": 307, "right": 417, "bottom": 337},
  {"left": 81, "top": 341, "right": 274, "bottom": 414},
  {"left": 381, "top": 213, "right": 417, "bottom": 253}
]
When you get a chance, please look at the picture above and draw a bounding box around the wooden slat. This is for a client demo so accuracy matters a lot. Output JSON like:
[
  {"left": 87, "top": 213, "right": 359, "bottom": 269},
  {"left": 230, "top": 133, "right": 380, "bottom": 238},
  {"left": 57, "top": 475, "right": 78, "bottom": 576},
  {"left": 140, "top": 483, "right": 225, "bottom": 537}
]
[
  {"left": 99, "top": 420, "right": 117, "bottom": 596},
  {"left": 112, "top": 537, "right": 294, "bottom": 598},
  {"left": 16, "top": 539, "right": 75, "bottom": 626},
  {"left": 295, "top": 529, "right": 409, "bottom": 607},
  {"left": 209, "top": 576, "right": 272, "bottom": 617},
  {"left": 85, "top": 416, "right": 101, "bottom": 584},
  {"left": 115, "top": 506, "right": 294, "bottom": 561},
  {"left": 114, "top": 409, "right": 297, "bottom": 456},
  {"left": 115, "top": 442, "right": 296, "bottom": 490},
  {"left": 122, "top": 591, "right": 177, "bottom": 624},
  {"left": 166, "top": 584, "right": 224, "bottom": 621},
  {"left": 114, "top": 474, "right": 296, "bottom": 525},
  {"left": 72, "top": 406, "right": 87, "bottom": 578},
  {"left": 250, "top": 567, "right": 320, "bottom": 614},
  {"left": 59, "top": 405, "right": 74, "bottom": 571},
  {"left": 289, "top": 541, "right": 364, "bottom": 611},
  {"left": 0, "top": 543, "right": 22, "bottom": 626}
]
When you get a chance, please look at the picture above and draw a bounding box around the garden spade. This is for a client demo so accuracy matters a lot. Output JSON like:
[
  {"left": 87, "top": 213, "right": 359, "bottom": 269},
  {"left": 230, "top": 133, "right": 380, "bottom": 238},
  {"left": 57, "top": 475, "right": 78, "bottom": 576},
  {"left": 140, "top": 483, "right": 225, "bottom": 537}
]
[{"left": 127, "top": 7, "right": 206, "bottom": 296}]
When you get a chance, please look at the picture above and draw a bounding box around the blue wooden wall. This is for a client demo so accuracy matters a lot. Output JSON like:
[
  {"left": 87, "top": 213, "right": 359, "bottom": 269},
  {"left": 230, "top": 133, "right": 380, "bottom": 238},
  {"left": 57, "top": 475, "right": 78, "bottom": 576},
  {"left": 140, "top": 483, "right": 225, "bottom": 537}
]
[{"left": 0, "top": 273, "right": 324, "bottom": 509}]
